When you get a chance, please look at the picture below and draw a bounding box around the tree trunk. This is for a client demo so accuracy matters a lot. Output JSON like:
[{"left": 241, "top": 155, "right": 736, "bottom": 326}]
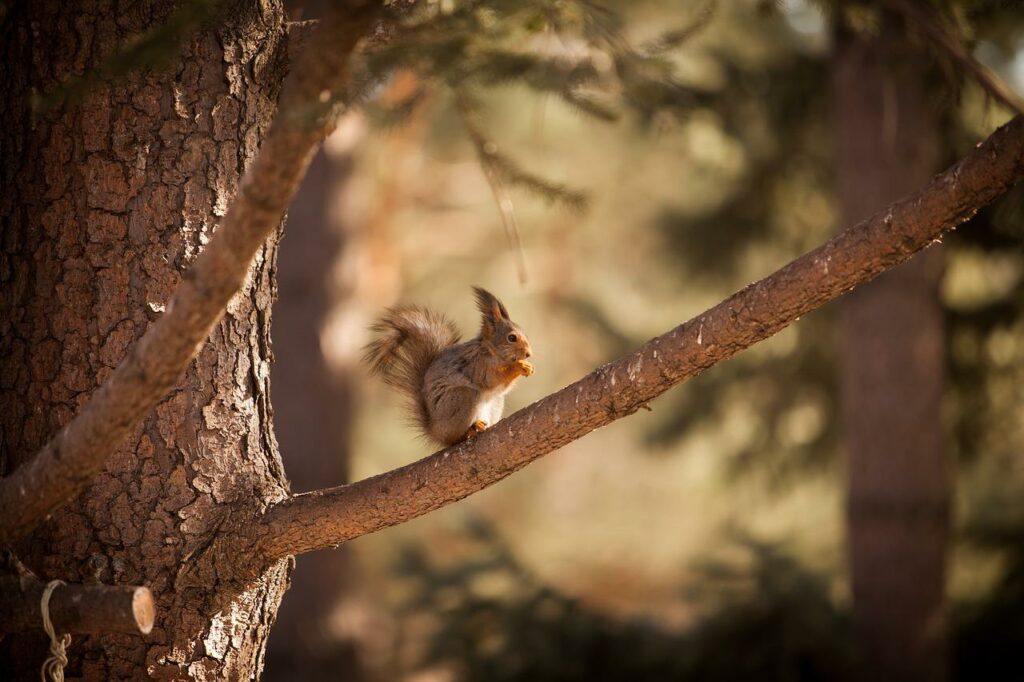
[
  {"left": 833, "top": 14, "right": 951, "bottom": 682},
  {"left": 0, "top": 1, "right": 291, "bottom": 679}
]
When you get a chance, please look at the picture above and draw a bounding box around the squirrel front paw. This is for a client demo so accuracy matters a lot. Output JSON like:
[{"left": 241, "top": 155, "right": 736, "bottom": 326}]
[{"left": 514, "top": 359, "right": 535, "bottom": 377}]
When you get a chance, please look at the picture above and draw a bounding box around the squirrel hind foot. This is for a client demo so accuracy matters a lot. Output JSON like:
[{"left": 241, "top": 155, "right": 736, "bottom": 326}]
[{"left": 460, "top": 420, "right": 488, "bottom": 442}]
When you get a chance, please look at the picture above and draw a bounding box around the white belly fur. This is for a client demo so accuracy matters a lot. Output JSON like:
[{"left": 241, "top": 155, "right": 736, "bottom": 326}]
[{"left": 475, "top": 386, "right": 510, "bottom": 427}]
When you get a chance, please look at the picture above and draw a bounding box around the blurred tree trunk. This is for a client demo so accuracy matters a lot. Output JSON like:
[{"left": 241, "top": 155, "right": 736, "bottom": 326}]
[
  {"left": 0, "top": 1, "right": 292, "bottom": 679},
  {"left": 263, "top": 130, "right": 369, "bottom": 680},
  {"left": 263, "top": 72, "right": 416, "bottom": 677},
  {"left": 267, "top": 1, "right": 370, "bottom": 675},
  {"left": 833, "top": 12, "right": 950, "bottom": 682}
]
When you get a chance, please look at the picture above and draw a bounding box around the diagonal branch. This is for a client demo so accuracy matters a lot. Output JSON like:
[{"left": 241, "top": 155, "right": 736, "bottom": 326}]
[
  {"left": 0, "top": 2, "right": 383, "bottom": 546},
  {"left": 885, "top": 0, "right": 1024, "bottom": 116},
  {"left": 255, "top": 115, "right": 1024, "bottom": 564}
]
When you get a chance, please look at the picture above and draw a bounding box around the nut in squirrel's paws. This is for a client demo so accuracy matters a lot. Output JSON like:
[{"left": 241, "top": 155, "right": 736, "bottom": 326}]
[{"left": 514, "top": 359, "right": 535, "bottom": 377}]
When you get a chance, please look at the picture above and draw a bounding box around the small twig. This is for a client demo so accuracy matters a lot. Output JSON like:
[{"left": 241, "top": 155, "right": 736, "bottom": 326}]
[
  {"left": 454, "top": 91, "right": 530, "bottom": 284},
  {"left": 885, "top": 0, "right": 1024, "bottom": 116},
  {"left": 640, "top": 0, "right": 717, "bottom": 55}
]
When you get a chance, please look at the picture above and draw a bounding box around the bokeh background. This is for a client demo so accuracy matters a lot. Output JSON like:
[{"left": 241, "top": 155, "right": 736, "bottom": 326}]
[{"left": 262, "top": 1, "right": 1024, "bottom": 679}]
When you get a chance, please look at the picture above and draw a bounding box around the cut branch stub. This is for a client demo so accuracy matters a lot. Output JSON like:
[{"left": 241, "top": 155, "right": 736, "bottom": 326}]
[
  {"left": 254, "top": 114, "right": 1024, "bottom": 564},
  {"left": 0, "top": 577, "right": 155, "bottom": 635}
]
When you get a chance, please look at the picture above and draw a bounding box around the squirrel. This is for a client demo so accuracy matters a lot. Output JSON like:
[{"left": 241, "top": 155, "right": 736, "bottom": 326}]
[{"left": 364, "top": 287, "right": 534, "bottom": 446}]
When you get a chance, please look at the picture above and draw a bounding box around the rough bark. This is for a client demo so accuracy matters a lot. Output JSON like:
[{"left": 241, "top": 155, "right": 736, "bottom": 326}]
[
  {"left": 0, "top": 1, "right": 374, "bottom": 679},
  {"left": 246, "top": 114, "right": 1024, "bottom": 568},
  {"left": 0, "top": 0, "right": 379, "bottom": 547},
  {"left": 834, "top": 15, "right": 950, "bottom": 681}
]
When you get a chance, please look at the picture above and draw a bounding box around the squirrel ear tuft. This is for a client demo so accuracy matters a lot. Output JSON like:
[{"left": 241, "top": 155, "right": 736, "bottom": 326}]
[
  {"left": 473, "top": 287, "right": 509, "bottom": 339},
  {"left": 473, "top": 287, "right": 509, "bottom": 321}
]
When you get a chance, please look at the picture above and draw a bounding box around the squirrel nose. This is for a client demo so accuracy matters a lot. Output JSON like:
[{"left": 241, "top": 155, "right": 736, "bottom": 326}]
[{"left": 524, "top": 349, "right": 532, "bottom": 358}]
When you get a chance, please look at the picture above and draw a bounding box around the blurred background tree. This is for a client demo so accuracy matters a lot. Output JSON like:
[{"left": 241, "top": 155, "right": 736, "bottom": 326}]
[
  {"left": 832, "top": 6, "right": 949, "bottom": 681},
  {"left": 263, "top": 0, "right": 1024, "bottom": 680}
]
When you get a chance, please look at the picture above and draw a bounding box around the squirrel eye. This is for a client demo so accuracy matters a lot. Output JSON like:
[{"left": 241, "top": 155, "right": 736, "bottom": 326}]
[{"left": 507, "top": 333, "right": 518, "bottom": 343}]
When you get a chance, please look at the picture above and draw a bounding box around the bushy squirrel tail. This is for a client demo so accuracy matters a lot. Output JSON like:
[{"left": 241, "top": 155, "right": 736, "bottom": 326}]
[{"left": 364, "top": 305, "right": 461, "bottom": 426}]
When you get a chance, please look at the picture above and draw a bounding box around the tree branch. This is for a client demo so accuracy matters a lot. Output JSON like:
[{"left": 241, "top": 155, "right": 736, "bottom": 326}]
[
  {"left": 255, "top": 114, "right": 1024, "bottom": 563},
  {"left": 0, "top": 2, "right": 383, "bottom": 545},
  {"left": 0, "top": 577, "right": 154, "bottom": 635},
  {"left": 885, "top": 0, "right": 1024, "bottom": 116}
]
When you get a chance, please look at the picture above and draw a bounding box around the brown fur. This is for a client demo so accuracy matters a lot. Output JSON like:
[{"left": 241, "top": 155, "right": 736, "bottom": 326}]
[
  {"left": 365, "top": 288, "right": 532, "bottom": 446},
  {"left": 363, "top": 305, "right": 461, "bottom": 430}
]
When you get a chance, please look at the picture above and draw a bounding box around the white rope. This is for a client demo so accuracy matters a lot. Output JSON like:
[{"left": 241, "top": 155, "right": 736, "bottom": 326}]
[{"left": 40, "top": 579, "right": 70, "bottom": 682}]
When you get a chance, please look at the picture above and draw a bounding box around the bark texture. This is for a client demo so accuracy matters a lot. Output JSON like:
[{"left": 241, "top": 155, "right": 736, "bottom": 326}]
[
  {"left": 0, "top": 1, "right": 291, "bottom": 678},
  {"left": 834, "top": 15, "right": 950, "bottom": 681},
  {"left": 0, "top": 0, "right": 378, "bottom": 547},
  {"left": 249, "top": 114, "right": 1024, "bottom": 566}
]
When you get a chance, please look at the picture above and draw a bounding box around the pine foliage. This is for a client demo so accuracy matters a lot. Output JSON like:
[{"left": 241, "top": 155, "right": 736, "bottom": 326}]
[{"left": 359, "top": 0, "right": 714, "bottom": 208}]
